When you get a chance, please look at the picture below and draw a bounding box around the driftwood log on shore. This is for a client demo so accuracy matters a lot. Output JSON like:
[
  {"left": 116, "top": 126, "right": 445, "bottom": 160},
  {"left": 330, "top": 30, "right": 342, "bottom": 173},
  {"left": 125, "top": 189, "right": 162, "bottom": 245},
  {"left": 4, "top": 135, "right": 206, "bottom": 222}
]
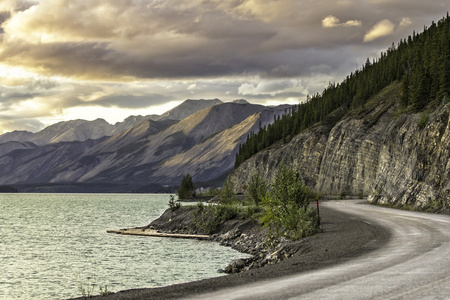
[{"left": 107, "top": 228, "right": 210, "bottom": 240}]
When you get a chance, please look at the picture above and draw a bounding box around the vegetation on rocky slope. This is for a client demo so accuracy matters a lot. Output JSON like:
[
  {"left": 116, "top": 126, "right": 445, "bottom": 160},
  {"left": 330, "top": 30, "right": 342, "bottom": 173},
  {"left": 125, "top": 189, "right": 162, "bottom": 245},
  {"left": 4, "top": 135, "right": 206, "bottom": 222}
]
[
  {"left": 171, "top": 165, "right": 320, "bottom": 241},
  {"left": 235, "top": 13, "right": 450, "bottom": 169},
  {"left": 152, "top": 165, "right": 321, "bottom": 273},
  {"left": 260, "top": 164, "right": 319, "bottom": 242}
]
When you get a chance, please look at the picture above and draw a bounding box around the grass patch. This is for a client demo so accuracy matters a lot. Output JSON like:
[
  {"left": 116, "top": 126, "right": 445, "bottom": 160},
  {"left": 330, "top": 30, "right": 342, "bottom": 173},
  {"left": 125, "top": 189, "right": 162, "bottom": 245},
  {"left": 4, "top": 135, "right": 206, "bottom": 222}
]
[
  {"left": 418, "top": 112, "right": 429, "bottom": 129},
  {"left": 423, "top": 199, "right": 442, "bottom": 212},
  {"left": 192, "top": 202, "right": 243, "bottom": 234}
]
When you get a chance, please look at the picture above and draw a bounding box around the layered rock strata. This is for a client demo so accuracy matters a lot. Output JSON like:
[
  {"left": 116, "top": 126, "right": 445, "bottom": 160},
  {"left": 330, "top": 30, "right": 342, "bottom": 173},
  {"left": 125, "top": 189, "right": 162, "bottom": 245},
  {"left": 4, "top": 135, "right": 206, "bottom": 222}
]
[{"left": 231, "top": 83, "right": 449, "bottom": 210}]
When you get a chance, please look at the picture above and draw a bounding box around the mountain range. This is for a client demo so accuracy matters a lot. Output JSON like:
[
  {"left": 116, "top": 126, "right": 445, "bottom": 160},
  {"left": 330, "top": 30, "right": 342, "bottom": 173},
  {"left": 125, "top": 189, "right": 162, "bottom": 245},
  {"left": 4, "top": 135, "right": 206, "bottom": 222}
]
[{"left": 0, "top": 99, "right": 289, "bottom": 192}]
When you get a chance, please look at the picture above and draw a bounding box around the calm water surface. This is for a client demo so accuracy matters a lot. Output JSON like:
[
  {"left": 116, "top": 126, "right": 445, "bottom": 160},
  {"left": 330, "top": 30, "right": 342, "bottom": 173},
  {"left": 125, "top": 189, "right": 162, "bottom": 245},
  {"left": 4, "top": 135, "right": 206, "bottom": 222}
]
[{"left": 0, "top": 194, "right": 248, "bottom": 300}]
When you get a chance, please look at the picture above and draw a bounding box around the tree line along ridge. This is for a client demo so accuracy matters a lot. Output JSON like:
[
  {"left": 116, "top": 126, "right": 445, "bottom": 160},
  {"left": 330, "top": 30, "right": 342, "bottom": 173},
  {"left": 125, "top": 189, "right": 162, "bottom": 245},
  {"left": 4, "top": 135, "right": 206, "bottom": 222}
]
[{"left": 235, "top": 13, "right": 450, "bottom": 169}]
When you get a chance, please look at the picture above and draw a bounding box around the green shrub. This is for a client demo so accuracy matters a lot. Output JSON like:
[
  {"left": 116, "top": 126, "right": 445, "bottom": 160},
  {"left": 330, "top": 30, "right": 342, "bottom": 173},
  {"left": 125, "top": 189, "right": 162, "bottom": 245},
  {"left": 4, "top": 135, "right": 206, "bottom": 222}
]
[
  {"left": 401, "top": 203, "right": 414, "bottom": 211},
  {"left": 339, "top": 189, "right": 348, "bottom": 199},
  {"left": 192, "top": 202, "right": 243, "bottom": 234},
  {"left": 197, "top": 187, "right": 220, "bottom": 197},
  {"left": 196, "top": 201, "right": 205, "bottom": 210},
  {"left": 247, "top": 172, "right": 267, "bottom": 205},
  {"left": 193, "top": 203, "right": 218, "bottom": 234},
  {"left": 214, "top": 204, "right": 239, "bottom": 221},
  {"left": 99, "top": 285, "right": 112, "bottom": 296},
  {"left": 418, "top": 113, "right": 429, "bottom": 129},
  {"left": 219, "top": 177, "right": 236, "bottom": 204},
  {"left": 244, "top": 205, "right": 264, "bottom": 219},
  {"left": 168, "top": 195, "right": 181, "bottom": 211},
  {"left": 423, "top": 199, "right": 442, "bottom": 212},
  {"left": 260, "top": 164, "right": 319, "bottom": 241}
]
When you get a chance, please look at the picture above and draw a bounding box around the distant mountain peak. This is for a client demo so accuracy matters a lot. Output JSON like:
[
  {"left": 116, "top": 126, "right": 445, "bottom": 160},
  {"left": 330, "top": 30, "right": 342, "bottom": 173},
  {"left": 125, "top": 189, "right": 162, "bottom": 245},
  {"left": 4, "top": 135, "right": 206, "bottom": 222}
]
[
  {"left": 0, "top": 98, "right": 224, "bottom": 145},
  {"left": 0, "top": 99, "right": 290, "bottom": 191},
  {"left": 158, "top": 98, "right": 223, "bottom": 121},
  {"left": 232, "top": 99, "right": 250, "bottom": 104}
]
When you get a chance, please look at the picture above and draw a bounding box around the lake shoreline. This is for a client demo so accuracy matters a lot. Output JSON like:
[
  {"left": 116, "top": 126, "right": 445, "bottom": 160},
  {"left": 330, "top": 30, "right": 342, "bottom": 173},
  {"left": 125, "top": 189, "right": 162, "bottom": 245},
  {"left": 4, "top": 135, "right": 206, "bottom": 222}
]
[{"left": 71, "top": 200, "right": 391, "bottom": 299}]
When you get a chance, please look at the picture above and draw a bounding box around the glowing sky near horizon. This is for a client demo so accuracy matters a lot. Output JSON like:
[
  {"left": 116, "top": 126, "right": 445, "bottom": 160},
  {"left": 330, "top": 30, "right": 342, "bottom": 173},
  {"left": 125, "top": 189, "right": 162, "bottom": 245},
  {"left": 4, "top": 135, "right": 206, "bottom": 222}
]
[{"left": 0, "top": 0, "right": 448, "bottom": 133}]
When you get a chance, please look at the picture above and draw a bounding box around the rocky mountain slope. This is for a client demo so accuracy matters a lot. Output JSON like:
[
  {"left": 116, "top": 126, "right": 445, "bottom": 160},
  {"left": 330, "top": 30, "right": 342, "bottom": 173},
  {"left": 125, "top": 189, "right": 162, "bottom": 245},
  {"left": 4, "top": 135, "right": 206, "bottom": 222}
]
[
  {"left": 42, "top": 102, "right": 275, "bottom": 185},
  {"left": 0, "top": 141, "right": 37, "bottom": 157},
  {"left": 155, "top": 99, "right": 223, "bottom": 121},
  {"left": 0, "top": 119, "right": 112, "bottom": 146},
  {"left": 231, "top": 82, "right": 449, "bottom": 210},
  {"left": 152, "top": 109, "right": 279, "bottom": 184},
  {"left": 0, "top": 99, "right": 222, "bottom": 146},
  {"left": 0, "top": 138, "right": 108, "bottom": 184},
  {"left": 0, "top": 100, "right": 287, "bottom": 191}
]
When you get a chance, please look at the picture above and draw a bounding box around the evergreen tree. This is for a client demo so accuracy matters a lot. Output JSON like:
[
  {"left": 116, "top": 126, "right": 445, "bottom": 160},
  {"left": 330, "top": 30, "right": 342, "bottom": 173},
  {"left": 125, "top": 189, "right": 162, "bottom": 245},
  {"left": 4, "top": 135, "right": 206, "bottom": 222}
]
[
  {"left": 234, "top": 14, "right": 450, "bottom": 169},
  {"left": 177, "top": 174, "right": 195, "bottom": 199},
  {"left": 437, "top": 21, "right": 450, "bottom": 102},
  {"left": 400, "top": 71, "right": 411, "bottom": 107},
  {"left": 411, "top": 64, "right": 428, "bottom": 112}
]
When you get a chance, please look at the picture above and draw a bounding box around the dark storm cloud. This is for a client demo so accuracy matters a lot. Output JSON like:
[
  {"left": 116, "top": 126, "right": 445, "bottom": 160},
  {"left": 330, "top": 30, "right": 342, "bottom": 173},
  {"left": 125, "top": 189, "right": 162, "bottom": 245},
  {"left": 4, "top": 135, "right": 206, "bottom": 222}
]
[
  {"left": 1, "top": 0, "right": 449, "bottom": 132},
  {"left": 15, "top": 1, "right": 39, "bottom": 12},
  {"left": 0, "top": 11, "right": 11, "bottom": 24},
  {"left": 1, "top": 0, "right": 446, "bottom": 81},
  {"left": 0, "top": 41, "right": 116, "bottom": 79},
  {"left": 0, "top": 11, "right": 11, "bottom": 34},
  {"left": 0, "top": 38, "right": 371, "bottom": 80},
  {"left": 0, "top": 91, "right": 34, "bottom": 103}
]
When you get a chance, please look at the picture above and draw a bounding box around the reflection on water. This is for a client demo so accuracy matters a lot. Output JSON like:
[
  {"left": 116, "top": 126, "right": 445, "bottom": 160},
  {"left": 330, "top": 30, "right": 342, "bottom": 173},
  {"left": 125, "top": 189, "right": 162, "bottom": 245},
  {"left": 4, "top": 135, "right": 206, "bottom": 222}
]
[{"left": 0, "top": 193, "right": 247, "bottom": 299}]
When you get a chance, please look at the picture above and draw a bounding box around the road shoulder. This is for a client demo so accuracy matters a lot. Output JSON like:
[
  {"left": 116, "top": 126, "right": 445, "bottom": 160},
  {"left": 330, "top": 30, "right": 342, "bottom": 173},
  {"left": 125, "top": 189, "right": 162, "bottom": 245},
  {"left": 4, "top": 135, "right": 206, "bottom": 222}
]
[{"left": 90, "top": 201, "right": 390, "bottom": 299}]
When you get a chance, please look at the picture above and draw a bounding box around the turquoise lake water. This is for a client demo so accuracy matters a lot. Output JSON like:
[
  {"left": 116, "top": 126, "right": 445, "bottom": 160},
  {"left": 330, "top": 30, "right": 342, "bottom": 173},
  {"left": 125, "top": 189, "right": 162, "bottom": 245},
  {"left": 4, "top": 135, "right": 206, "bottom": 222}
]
[{"left": 0, "top": 193, "right": 247, "bottom": 299}]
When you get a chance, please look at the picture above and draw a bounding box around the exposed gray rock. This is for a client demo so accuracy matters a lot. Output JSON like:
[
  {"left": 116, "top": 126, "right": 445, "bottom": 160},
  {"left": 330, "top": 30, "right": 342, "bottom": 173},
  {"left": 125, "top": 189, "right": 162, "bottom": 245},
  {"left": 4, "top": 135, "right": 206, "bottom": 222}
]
[
  {"left": 0, "top": 131, "right": 34, "bottom": 144},
  {"left": 231, "top": 83, "right": 449, "bottom": 210},
  {"left": 156, "top": 99, "right": 223, "bottom": 121},
  {"left": 0, "top": 138, "right": 107, "bottom": 184},
  {"left": 0, "top": 101, "right": 289, "bottom": 189},
  {"left": 48, "top": 119, "right": 113, "bottom": 144},
  {"left": 0, "top": 141, "right": 37, "bottom": 157},
  {"left": 0, "top": 99, "right": 223, "bottom": 146},
  {"left": 111, "top": 115, "right": 159, "bottom": 135}
]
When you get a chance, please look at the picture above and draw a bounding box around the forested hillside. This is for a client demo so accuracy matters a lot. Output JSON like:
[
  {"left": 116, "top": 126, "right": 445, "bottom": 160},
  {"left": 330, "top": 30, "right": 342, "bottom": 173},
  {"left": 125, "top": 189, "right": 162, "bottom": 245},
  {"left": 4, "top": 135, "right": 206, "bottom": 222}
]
[{"left": 235, "top": 13, "right": 450, "bottom": 169}]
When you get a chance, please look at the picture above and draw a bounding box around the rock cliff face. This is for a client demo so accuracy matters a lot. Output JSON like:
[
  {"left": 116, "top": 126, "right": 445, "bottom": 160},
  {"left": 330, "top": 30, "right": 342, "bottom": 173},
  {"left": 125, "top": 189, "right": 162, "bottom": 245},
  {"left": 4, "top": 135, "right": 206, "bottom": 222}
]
[{"left": 231, "top": 83, "right": 449, "bottom": 210}]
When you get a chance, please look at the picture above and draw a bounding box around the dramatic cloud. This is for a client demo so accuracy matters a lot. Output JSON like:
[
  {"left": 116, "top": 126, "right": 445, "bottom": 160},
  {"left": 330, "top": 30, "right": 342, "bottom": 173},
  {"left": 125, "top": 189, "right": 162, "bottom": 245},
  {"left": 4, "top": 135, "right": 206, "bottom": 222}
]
[
  {"left": 0, "top": 117, "right": 45, "bottom": 134},
  {"left": 238, "top": 79, "right": 307, "bottom": 97},
  {"left": 400, "top": 17, "right": 413, "bottom": 27},
  {"left": 363, "top": 19, "right": 396, "bottom": 42},
  {"left": 2, "top": 0, "right": 437, "bottom": 80},
  {"left": 322, "top": 15, "right": 362, "bottom": 28},
  {"left": 0, "top": 1, "right": 15, "bottom": 11},
  {"left": 0, "top": 0, "right": 449, "bottom": 132}
]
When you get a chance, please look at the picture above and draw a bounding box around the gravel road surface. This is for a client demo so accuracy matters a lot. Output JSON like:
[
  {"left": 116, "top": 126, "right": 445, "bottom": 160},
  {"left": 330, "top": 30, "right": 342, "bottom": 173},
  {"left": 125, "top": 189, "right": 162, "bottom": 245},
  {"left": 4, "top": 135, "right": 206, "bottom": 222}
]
[
  {"left": 187, "top": 200, "right": 450, "bottom": 299},
  {"left": 84, "top": 200, "right": 449, "bottom": 299}
]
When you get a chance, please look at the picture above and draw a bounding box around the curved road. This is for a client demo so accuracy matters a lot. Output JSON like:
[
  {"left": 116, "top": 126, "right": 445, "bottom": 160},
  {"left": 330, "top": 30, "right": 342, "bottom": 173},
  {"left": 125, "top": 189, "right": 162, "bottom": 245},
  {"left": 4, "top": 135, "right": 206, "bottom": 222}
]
[{"left": 185, "top": 200, "right": 450, "bottom": 300}]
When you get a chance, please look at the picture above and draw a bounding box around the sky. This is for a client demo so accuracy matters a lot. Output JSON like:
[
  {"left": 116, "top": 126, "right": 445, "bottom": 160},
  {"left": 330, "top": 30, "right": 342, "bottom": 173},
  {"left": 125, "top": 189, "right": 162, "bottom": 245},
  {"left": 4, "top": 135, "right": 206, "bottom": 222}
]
[{"left": 0, "top": 0, "right": 448, "bottom": 133}]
